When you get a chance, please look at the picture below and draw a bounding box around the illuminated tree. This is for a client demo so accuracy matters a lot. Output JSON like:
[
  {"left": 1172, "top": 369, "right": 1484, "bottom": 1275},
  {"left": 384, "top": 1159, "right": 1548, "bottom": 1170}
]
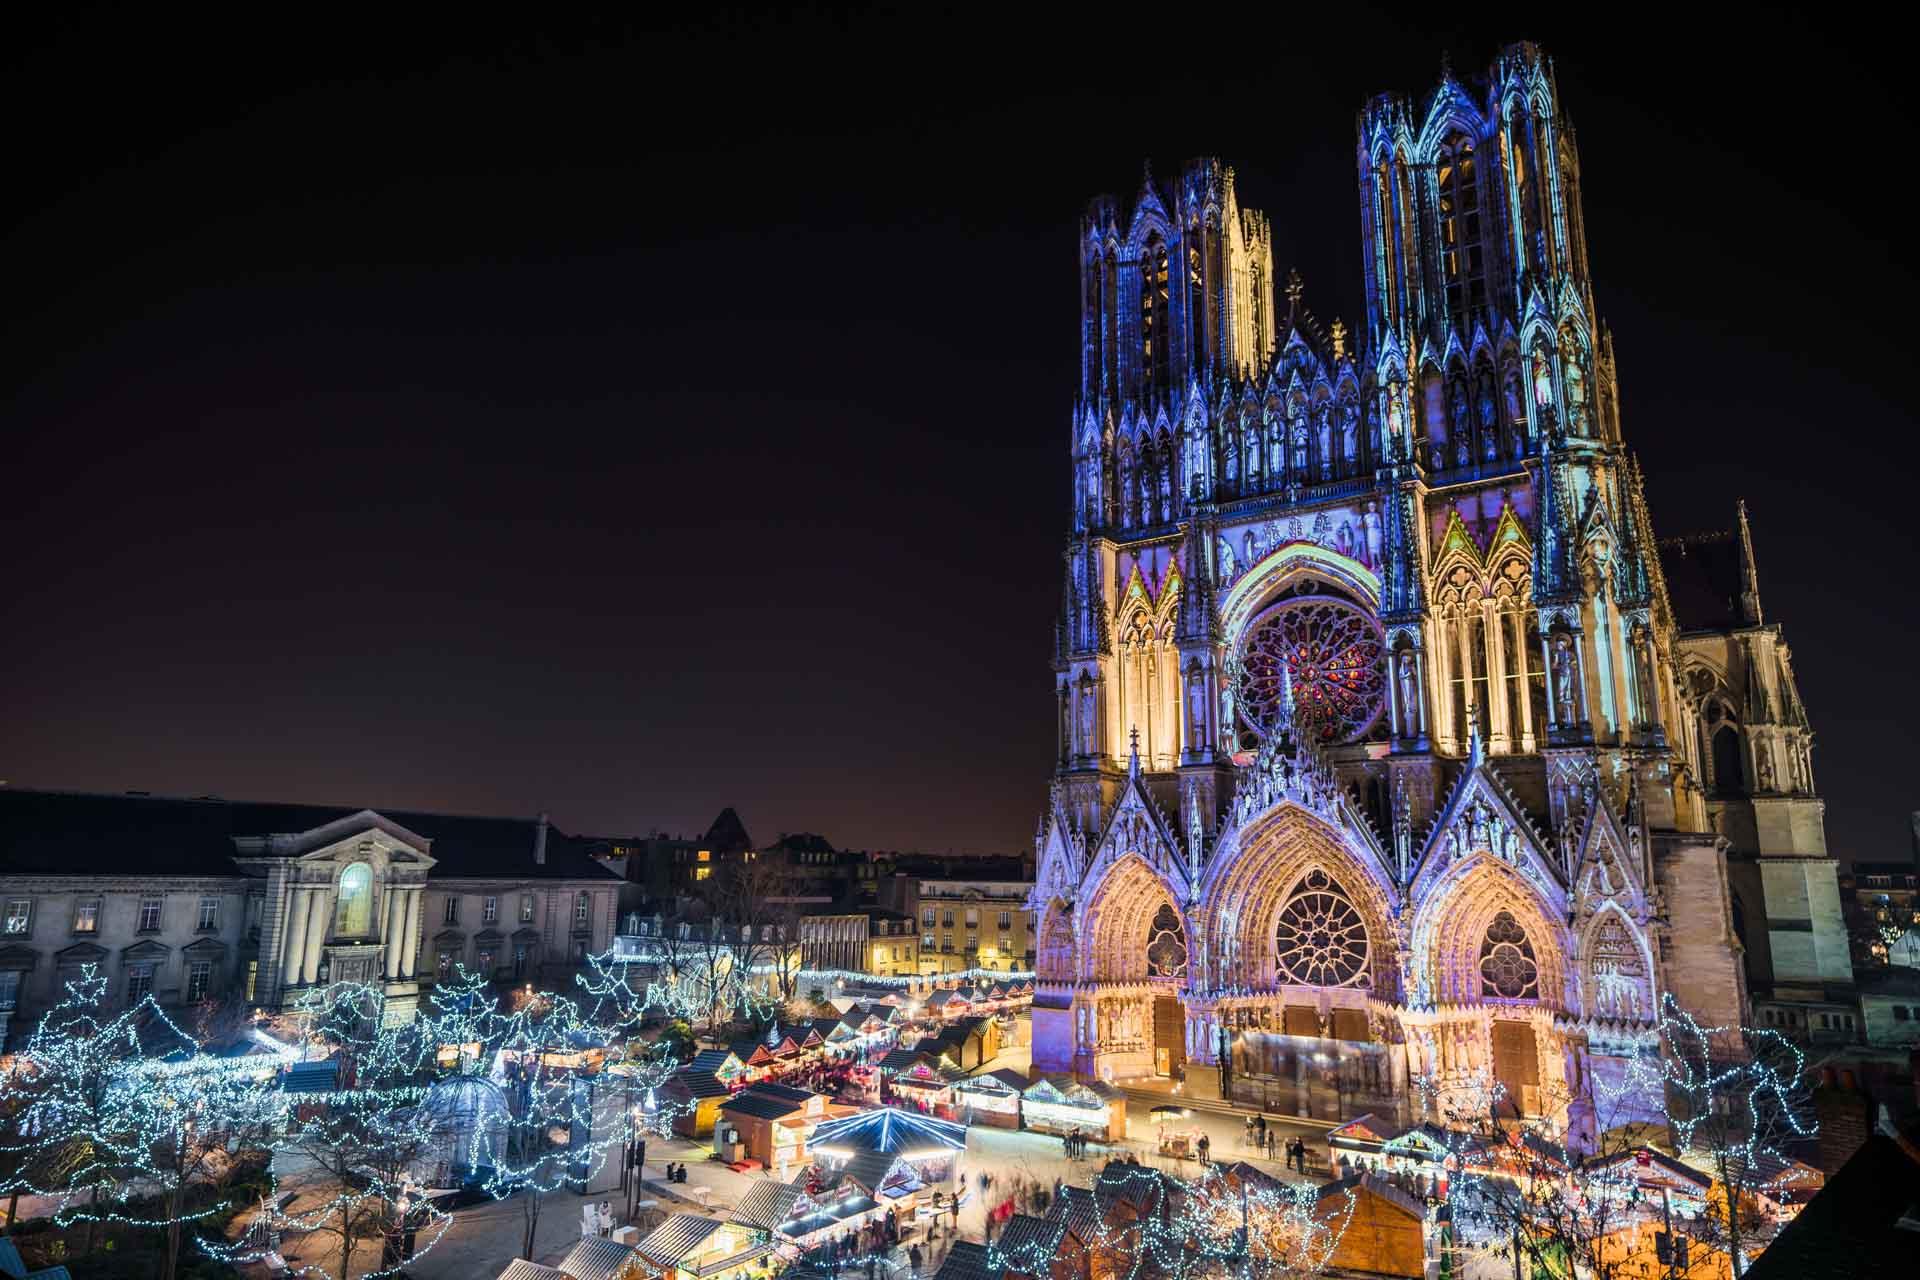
[{"left": 1615, "top": 996, "right": 1819, "bottom": 1277}]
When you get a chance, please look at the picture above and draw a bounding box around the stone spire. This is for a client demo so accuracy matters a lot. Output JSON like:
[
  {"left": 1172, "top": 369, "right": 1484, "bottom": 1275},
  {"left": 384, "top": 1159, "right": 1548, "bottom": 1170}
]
[{"left": 1736, "top": 498, "right": 1764, "bottom": 626}]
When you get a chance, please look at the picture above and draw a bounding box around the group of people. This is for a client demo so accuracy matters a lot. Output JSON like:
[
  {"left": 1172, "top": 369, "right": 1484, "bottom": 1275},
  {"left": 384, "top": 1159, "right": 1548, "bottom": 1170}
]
[
  {"left": 1060, "top": 1130, "right": 1096, "bottom": 1159},
  {"left": 660, "top": 1161, "right": 689, "bottom": 1183},
  {"left": 1241, "top": 1114, "right": 1313, "bottom": 1173},
  {"left": 580, "top": 1200, "right": 617, "bottom": 1237}
]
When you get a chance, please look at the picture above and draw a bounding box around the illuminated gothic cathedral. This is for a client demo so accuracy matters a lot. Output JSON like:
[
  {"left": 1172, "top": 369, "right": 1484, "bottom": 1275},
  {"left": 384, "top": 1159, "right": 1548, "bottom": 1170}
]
[{"left": 1027, "top": 42, "right": 1850, "bottom": 1143}]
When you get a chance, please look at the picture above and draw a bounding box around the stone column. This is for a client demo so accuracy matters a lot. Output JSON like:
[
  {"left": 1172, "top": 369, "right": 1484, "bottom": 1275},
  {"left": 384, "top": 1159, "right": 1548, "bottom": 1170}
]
[
  {"left": 401, "top": 888, "right": 422, "bottom": 977},
  {"left": 302, "top": 889, "right": 330, "bottom": 985},
  {"left": 283, "top": 887, "right": 313, "bottom": 990},
  {"left": 383, "top": 889, "right": 404, "bottom": 979}
]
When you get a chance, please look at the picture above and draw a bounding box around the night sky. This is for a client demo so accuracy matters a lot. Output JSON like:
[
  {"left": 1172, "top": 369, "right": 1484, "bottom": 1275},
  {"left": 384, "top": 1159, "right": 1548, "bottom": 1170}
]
[{"left": 4, "top": 8, "right": 1913, "bottom": 859}]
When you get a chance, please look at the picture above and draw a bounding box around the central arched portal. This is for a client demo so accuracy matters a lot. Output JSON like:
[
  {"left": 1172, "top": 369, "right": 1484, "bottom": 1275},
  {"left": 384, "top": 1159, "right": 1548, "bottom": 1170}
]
[{"left": 1197, "top": 807, "right": 1405, "bottom": 1119}]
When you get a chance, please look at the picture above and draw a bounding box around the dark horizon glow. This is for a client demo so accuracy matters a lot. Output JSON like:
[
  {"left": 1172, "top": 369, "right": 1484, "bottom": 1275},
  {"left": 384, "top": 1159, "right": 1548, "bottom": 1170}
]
[{"left": 3, "top": 10, "right": 1914, "bottom": 858}]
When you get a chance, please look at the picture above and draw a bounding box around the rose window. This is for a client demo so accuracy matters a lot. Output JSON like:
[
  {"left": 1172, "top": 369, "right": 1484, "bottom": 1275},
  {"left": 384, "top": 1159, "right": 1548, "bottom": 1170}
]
[
  {"left": 1479, "top": 911, "right": 1540, "bottom": 999},
  {"left": 1146, "top": 903, "right": 1188, "bottom": 979},
  {"left": 1236, "top": 596, "right": 1387, "bottom": 744},
  {"left": 1274, "top": 869, "right": 1370, "bottom": 988}
]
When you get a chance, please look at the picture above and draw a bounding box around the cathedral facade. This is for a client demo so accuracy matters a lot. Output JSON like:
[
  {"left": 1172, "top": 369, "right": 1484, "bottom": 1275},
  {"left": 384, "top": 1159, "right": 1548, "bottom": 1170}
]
[{"left": 1028, "top": 42, "right": 1848, "bottom": 1141}]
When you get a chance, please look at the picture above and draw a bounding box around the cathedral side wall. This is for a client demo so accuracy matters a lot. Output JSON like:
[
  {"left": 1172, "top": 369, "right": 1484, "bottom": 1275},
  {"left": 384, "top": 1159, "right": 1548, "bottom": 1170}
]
[{"left": 1653, "top": 835, "right": 1746, "bottom": 1030}]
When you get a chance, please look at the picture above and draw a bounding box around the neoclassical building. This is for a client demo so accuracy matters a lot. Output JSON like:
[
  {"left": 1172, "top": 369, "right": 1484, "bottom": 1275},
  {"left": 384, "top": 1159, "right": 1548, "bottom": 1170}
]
[
  {"left": 0, "top": 789, "right": 622, "bottom": 1044},
  {"left": 1028, "top": 42, "right": 1848, "bottom": 1141}
]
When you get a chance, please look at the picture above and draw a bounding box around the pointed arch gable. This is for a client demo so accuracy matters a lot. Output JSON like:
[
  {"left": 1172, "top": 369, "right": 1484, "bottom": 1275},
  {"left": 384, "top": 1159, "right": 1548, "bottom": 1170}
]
[{"left": 1411, "top": 770, "right": 1567, "bottom": 913}]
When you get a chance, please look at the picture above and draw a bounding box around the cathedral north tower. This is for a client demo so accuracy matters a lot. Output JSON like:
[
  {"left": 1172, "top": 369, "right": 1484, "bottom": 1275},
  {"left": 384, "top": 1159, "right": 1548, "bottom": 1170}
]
[{"left": 1031, "top": 42, "right": 1847, "bottom": 1137}]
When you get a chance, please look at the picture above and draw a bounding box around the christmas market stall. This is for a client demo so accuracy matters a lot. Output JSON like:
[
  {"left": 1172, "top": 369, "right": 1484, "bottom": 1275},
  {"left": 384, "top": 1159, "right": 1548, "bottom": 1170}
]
[
  {"left": 635, "top": 1213, "right": 774, "bottom": 1280},
  {"left": 878, "top": 1050, "right": 958, "bottom": 1114},
  {"left": 1325, "top": 1113, "right": 1452, "bottom": 1184},
  {"left": 716, "top": 1083, "right": 858, "bottom": 1178},
  {"left": 662, "top": 1067, "right": 732, "bottom": 1138},
  {"left": 803, "top": 1106, "right": 968, "bottom": 1222},
  {"left": 953, "top": 1068, "right": 1026, "bottom": 1129},
  {"left": 1019, "top": 1076, "right": 1127, "bottom": 1141}
]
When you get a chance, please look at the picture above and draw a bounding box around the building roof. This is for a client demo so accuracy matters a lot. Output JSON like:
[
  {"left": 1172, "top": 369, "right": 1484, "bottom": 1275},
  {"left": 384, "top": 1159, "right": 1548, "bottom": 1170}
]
[
  {"left": 703, "top": 808, "right": 754, "bottom": 855},
  {"left": 0, "top": 788, "right": 620, "bottom": 881},
  {"left": 807, "top": 1107, "right": 967, "bottom": 1155},
  {"left": 635, "top": 1213, "right": 728, "bottom": 1266},
  {"left": 1046, "top": 1185, "right": 1105, "bottom": 1244},
  {"left": 667, "top": 1069, "right": 731, "bottom": 1101},
  {"left": 687, "top": 1048, "right": 741, "bottom": 1075},
  {"left": 730, "top": 1180, "right": 803, "bottom": 1231},
  {"left": 719, "top": 1091, "right": 809, "bottom": 1121},
  {"left": 556, "top": 1236, "right": 640, "bottom": 1280},
  {"left": 995, "top": 1214, "right": 1066, "bottom": 1264},
  {"left": 494, "top": 1262, "right": 570, "bottom": 1280},
  {"left": 1740, "top": 1133, "right": 1920, "bottom": 1279},
  {"left": 932, "top": 1241, "right": 1001, "bottom": 1280},
  {"left": 737, "top": 1081, "right": 815, "bottom": 1105}
]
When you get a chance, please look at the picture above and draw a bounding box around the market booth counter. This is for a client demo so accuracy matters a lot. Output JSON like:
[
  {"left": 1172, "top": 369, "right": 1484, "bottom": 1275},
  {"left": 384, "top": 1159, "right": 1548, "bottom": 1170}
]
[
  {"left": 1020, "top": 1076, "right": 1127, "bottom": 1141},
  {"left": 953, "top": 1069, "right": 1026, "bottom": 1129}
]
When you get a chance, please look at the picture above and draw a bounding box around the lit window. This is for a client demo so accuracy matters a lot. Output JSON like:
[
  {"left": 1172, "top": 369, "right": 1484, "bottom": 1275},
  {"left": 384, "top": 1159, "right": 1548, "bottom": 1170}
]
[
  {"left": 520, "top": 895, "right": 535, "bottom": 923},
  {"left": 965, "top": 908, "right": 979, "bottom": 927},
  {"left": 127, "top": 963, "right": 156, "bottom": 1002},
  {"left": 198, "top": 897, "right": 220, "bottom": 931},
  {"left": 1436, "top": 134, "right": 1486, "bottom": 319},
  {"left": 694, "top": 867, "right": 711, "bottom": 881},
  {"left": 697, "top": 850, "right": 711, "bottom": 863},
  {"left": 335, "top": 863, "right": 373, "bottom": 935},
  {"left": 444, "top": 897, "right": 460, "bottom": 925},
  {"left": 73, "top": 900, "right": 100, "bottom": 934},
  {"left": 138, "top": 898, "right": 163, "bottom": 932},
  {"left": 482, "top": 896, "right": 498, "bottom": 924},
  {"left": 4, "top": 901, "right": 32, "bottom": 935},
  {"left": 575, "top": 892, "right": 591, "bottom": 927},
  {"left": 965, "top": 933, "right": 977, "bottom": 952},
  {"left": 244, "top": 959, "right": 258, "bottom": 1002},
  {"left": 477, "top": 949, "right": 495, "bottom": 975},
  {"left": 186, "top": 961, "right": 212, "bottom": 1002}
]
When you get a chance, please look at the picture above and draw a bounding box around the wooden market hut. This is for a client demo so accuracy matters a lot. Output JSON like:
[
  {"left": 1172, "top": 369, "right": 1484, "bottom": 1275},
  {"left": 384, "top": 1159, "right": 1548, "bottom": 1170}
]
[
  {"left": 663, "top": 1067, "right": 733, "bottom": 1138},
  {"left": 1020, "top": 1076, "right": 1127, "bottom": 1140},
  {"left": 953, "top": 1067, "right": 1026, "bottom": 1128}
]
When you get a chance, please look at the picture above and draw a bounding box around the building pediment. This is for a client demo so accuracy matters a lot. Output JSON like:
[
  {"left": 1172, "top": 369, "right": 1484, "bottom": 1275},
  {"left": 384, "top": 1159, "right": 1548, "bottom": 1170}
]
[
  {"left": 54, "top": 941, "right": 108, "bottom": 966},
  {"left": 122, "top": 939, "right": 171, "bottom": 962},
  {"left": 234, "top": 810, "right": 438, "bottom": 867},
  {"left": 0, "top": 944, "right": 39, "bottom": 970}
]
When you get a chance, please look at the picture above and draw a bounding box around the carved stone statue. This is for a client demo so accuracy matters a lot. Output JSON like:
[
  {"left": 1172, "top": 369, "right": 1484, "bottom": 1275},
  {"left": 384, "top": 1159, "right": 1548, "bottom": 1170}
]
[
  {"left": 1564, "top": 356, "right": 1589, "bottom": 435},
  {"left": 1532, "top": 348, "right": 1554, "bottom": 408},
  {"left": 1397, "top": 651, "right": 1418, "bottom": 734},
  {"left": 1552, "top": 635, "right": 1578, "bottom": 724}
]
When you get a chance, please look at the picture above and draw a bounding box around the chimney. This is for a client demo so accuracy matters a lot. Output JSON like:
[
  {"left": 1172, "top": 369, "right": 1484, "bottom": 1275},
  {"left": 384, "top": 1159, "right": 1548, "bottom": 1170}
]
[{"left": 534, "top": 811, "right": 549, "bottom": 866}]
